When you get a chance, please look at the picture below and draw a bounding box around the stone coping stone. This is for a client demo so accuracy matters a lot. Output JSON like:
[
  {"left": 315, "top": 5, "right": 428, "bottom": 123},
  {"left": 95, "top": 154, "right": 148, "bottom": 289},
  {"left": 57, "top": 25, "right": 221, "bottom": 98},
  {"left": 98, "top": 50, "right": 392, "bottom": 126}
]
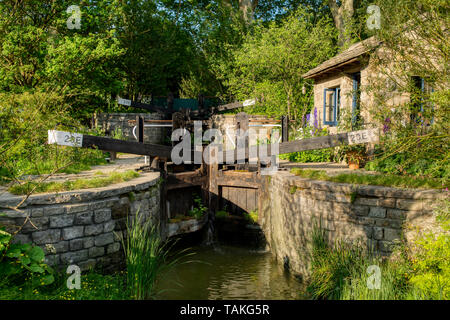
[
  {"left": 272, "top": 171, "right": 444, "bottom": 200},
  {"left": 0, "top": 172, "right": 160, "bottom": 209},
  {"left": 167, "top": 216, "right": 208, "bottom": 238}
]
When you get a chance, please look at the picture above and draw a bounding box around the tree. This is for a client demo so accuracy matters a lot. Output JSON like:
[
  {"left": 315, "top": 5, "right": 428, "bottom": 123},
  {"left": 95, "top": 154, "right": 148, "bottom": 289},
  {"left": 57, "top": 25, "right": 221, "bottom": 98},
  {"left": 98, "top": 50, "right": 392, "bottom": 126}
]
[
  {"left": 0, "top": 0, "right": 125, "bottom": 120},
  {"left": 112, "top": 0, "right": 197, "bottom": 100},
  {"left": 328, "top": 0, "right": 355, "bottom": 48},
  {"left": 227, "top": 8, "right": 337, "bottom": 118}
]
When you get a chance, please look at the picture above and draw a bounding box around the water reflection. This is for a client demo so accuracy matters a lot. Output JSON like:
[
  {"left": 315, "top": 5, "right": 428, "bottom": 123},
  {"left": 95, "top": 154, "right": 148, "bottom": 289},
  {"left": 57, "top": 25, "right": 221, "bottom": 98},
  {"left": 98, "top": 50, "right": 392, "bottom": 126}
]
[{"left": 156, "top": 245, "right": 304, "bottom": 300}]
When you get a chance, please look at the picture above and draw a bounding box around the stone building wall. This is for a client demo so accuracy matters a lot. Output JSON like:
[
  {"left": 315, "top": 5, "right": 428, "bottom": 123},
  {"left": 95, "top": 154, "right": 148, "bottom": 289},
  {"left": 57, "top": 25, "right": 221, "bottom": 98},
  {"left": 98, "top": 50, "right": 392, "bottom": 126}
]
[
  {"left": 0, "top": 173, "right": 161, "bottom": 272},
  {"left": 259, "top": 171, "right": 445, "bottom": 277},
  {"left": 94, "top": 113, "right": 167, "bottom": 144}
]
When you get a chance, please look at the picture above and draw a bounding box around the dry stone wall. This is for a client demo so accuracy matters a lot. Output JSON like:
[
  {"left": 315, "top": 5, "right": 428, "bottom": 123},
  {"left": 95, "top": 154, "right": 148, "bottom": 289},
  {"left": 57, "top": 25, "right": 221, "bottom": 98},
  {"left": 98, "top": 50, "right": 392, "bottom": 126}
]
[
  {"left": 259, "top": 171, "right": 445, "bottom": 277},
  {"left": 0, "top": 173, "right": 161, "bottom": 272}
]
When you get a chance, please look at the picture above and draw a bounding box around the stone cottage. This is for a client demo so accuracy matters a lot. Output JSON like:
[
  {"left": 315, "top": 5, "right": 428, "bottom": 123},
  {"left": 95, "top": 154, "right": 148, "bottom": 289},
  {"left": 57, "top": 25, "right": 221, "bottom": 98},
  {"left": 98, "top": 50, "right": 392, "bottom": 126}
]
[{"left": 302, "top": 36, "right": 435, "bottom": 134}]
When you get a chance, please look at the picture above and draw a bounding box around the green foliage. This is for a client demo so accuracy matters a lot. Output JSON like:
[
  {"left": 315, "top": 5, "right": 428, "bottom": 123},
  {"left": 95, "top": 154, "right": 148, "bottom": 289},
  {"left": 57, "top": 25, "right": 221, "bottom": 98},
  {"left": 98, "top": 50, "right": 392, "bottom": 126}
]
[
  {"left": 227, "top": 8, "right": 337, "bottom": 118},
  {"left": 0, "top": 270, "right": 130, "bottom": 300},
  {"left": 0, "top": 1, "right": 125, "bottom": 119},
  {"left": 215, "top": 210, "right": 230, "bottom": 219},
  {"left": 0, "top": 230, "right": 55, "bottom": 292},
  {"left": 0, "top": 92, "right": 106, "bottom": 183},
  {"left": 290, "top": 168, "right": 446, "bottom": 189},
  {"left": 361, "top": 0, "right": 449, "bottom": 183},
  {"left": 307, "top": 222, "right": 410, "bottom": 300},
  {"left": 8, "top": 170, "right": 140, "bottom": 195},
  {"left": 188, "top": 193, "right": 207, "bottom": 219},
  {"left": 406, "top": 198, "right": 450, "bottom": 299},
  {"left": 282, "top": 148, "right": 334, "bottom": 163},
  {"left": 280, "top": 126, "right": 334, "bottom": 163},
  {"left": 243, "top": 210, "right": 258, "bottom": 224},
  {"left": 365, "top": 142, "right": 449, "bottom": 182},
  {"left": 408, "top": 233, "right": 450, "bottom": 299},
  {"left": 306, "top": 198, "right": 450, "bottom": 300}
]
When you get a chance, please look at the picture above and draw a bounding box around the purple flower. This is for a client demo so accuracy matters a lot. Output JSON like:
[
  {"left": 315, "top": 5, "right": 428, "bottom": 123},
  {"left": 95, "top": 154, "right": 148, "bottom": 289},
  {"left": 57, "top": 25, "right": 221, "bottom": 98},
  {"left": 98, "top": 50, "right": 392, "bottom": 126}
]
[
  {"left": 313, "top": 108, "right": 318, "bottom": 128},
  {"left": 383, "top": 117, "right": 391, "bottom": 133}
]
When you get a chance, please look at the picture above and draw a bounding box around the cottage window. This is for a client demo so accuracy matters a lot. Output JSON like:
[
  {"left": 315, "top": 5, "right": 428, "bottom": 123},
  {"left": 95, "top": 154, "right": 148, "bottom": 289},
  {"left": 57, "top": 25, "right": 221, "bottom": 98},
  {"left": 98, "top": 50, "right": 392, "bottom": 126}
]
[
  {"left": 323, "top": 87, "right": 340, "bottom": 126},
  {"left": 410, "top": 76, "right": 434, "bottom": 125},
  {"left": 352, "top": 73, "right": 361, "bottom": 128}
]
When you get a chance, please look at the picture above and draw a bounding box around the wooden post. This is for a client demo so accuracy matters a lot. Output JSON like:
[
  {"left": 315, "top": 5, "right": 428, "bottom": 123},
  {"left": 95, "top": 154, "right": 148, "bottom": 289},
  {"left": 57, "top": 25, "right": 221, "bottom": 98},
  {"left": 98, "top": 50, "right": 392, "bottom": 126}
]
[
  {"left": 208, "top": 146, "right": 219, "bottom": 213},
  {"left": 282, "top": 115, "right": 289, "bottom": 143},
  {"left": 167, "top": 92, "right": 174, "bottom": 113},
  {"left": 235, "top": 112, "right": 249, "bottom": 170},
  {"left": 198, "top": 94, "right": 205, "bottom": 114},
  {"left": 136, "top": 115, "right": 144, "bottom": 143}
]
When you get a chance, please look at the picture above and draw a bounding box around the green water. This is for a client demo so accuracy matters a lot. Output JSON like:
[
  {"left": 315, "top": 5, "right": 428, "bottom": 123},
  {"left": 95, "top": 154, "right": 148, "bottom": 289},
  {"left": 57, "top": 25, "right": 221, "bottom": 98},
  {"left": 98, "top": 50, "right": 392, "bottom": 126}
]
[{"left": 155, "top": 245, "right": 305, "bottom": 300}]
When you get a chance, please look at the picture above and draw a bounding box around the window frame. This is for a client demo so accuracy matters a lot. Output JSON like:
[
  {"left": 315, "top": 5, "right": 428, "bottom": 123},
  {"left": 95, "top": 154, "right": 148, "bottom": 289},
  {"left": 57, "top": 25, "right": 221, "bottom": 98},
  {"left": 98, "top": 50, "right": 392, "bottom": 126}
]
[{"left": 323, "top": 87, "right": 340, "bottom": 126}]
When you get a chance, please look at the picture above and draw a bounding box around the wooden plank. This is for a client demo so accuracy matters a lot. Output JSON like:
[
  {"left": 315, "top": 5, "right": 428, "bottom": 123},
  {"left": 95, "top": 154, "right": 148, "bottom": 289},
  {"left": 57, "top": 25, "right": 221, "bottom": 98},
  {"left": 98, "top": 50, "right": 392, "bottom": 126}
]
[
  {"left": 48, "top": 130, "right": 173, "bottom": 158},
  {"left": 279, "top": 132, "right": 349, "bottom": 154},
  {"left": 221, "top": 128, "right": 379, "bottom": 160},
  {"left": 215, "top": 178, "right": 260, "bottom": 189},
  {"left": 81, "top": 134, "right": 173, "bottom": 158}
]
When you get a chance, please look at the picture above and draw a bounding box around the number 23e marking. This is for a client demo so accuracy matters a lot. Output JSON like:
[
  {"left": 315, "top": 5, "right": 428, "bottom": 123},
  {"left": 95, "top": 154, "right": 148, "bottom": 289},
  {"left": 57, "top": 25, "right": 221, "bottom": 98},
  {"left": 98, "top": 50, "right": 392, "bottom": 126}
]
[{"left": 64, "top": 135, "right": 82, "bottom": 145}]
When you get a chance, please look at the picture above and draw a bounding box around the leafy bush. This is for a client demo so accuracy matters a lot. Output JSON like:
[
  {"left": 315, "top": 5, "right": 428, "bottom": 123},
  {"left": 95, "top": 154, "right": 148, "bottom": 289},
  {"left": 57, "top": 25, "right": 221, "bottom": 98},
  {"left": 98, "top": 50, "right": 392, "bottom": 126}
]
[
  {"left": 0, "top": 92, "right": 106, "bottom": 183},
  {"left": 215, "top": 210, "right": 230, "bottom": 219},
  {"left": 407, "top": 198, "right": 450, "bottom": 299},
  {"left": 188, "top": 193, "right": 207, "bottom": 219},
  {"left": 243, "top": 210, "right": 258, "bottom": 224},
  {"left": 365, "top": 143, "right": 449, "bottom": 183},
  {"left": 0, "top": 229, "right": 55, "bottom": 292},
  {"left": 280, "top": 125, "right": 334, "bottom": 163}
]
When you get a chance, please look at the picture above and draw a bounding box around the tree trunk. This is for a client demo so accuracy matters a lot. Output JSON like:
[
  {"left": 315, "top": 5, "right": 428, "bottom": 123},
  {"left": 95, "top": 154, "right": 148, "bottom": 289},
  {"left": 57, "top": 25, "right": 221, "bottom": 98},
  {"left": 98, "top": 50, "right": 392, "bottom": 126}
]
[
  {"left": 222, "top": 0, "right": 258, "bottom": 22},
  {"left": 328, "top": 0, "right": 355, "bottom": 49}
]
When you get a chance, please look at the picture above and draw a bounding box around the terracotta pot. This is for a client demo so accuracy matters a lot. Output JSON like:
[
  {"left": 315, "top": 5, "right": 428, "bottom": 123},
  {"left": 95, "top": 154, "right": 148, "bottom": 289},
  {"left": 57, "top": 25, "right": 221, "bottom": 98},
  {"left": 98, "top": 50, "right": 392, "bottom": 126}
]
[{"left": 348, "top": 162, "right": 360, "bottom": 170}]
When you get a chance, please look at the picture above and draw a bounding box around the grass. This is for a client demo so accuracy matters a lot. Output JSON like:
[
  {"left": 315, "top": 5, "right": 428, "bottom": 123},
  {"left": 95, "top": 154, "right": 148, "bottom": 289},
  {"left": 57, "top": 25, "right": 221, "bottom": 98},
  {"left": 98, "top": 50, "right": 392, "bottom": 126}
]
[
  {"left": 306, "top": 222, "right": 411, "bottom": 300},
  {"left": 8, "top": 170, "right": 140, "bottom": 195},
  {"left": 290, "top": 168, "right": 446, "bottom": 189},
  {"left": 121, "top": 211, "right": 188, "bottom": 300},
  {"left": 0, "top": 271, "right": 130, "bottom": 300}
]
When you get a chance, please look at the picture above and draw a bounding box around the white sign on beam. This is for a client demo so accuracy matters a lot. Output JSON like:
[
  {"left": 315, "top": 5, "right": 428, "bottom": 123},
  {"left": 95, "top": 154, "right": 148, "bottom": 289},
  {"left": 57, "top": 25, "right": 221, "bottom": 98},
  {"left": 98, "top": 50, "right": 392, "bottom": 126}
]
[
  {"left": 243, "top": 99, "right": 256, "bottom": 107},
  {"left": 347, "top": 128, "right": 379, "bottom": 145},
  {"left": 118, "top": 97, "right": 132, "bottom": 106},
  {"left": 48, "top": 130, "right": 83, "bottom": 147}
]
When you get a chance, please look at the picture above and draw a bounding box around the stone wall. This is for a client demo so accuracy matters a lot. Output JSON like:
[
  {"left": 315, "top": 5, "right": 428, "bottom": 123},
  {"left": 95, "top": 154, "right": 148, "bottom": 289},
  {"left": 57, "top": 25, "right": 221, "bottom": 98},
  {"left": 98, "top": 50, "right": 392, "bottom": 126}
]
[
  {"left": 259, "top": 171, "right": 445, "bottom": 277},
  {"left": 94, "top": 113, "right": 167, "bottom": 144},
  {"left": 0, "top": 172, "right": 161, "bottom": 272}
]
